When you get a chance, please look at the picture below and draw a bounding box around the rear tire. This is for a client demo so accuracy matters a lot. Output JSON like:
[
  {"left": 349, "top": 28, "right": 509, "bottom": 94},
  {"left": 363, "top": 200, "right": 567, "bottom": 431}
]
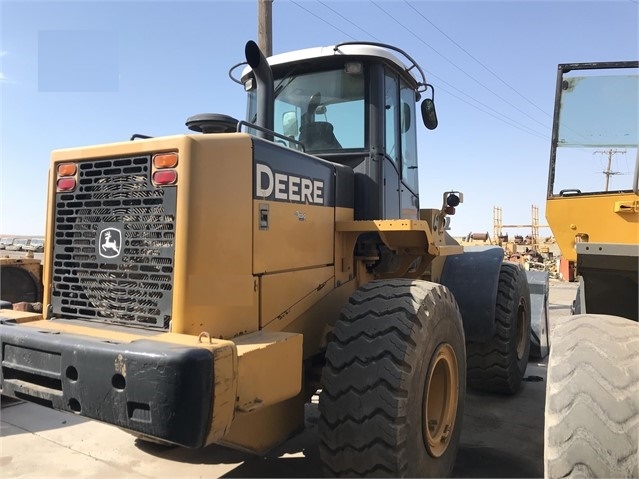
[
  {"left": 466, "top": 262, "right": 531, "bottom": 394},
  {"left": 545, "top": 314, "right": 639, "bottom": 479},
  {"left": 319, "top": 279, "right": 466, "bottom": 477}
]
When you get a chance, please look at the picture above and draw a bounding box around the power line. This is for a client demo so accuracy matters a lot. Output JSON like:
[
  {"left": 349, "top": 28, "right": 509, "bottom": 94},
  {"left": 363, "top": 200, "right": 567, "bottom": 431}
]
[
  {"left": 317, "top": 0, "right": 381, "bottom": 42},
  {"left": 419, "top": 67, "right": 550, "bottom": 138},
  {"left": 371, "top": 1, "right": 551, "bottom": 132},
  {"left": 436, "top": 84, "right": 548, "bottom": 140},
  {"left": 420, "top": 65, "right": 548, "bottom": 138},
  {"left": 286, "top": 1, "right": 549, "bottom": 140},
  {"left": 403, "top": 0, "right": 552, "bottom": 120},
  {"left": 289, "top": 1, "right": 356, "bottom": 40}
]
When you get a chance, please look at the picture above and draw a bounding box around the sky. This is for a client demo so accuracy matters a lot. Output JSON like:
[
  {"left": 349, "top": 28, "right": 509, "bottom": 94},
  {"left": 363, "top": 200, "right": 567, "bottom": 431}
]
[{"left": 0, "top": 0, "right": 637, "bottom": 237}]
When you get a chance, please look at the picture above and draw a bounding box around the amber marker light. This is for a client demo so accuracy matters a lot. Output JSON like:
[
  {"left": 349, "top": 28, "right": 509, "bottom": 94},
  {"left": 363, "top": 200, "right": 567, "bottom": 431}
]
[
  {"left": 56, "top": 162, "right": 77, "bottom": 191},
  {"left": 57, "top": 177, "right": 76, "bottom": 191},
  {"left": 153, "top": 170, "right": 177, "bottom": 185},
  {"left": 153, "top": 152, "right": 178, "bottom": 169},
  {"left": 57, "top": 162, "right": 77, "bottom": 176}
]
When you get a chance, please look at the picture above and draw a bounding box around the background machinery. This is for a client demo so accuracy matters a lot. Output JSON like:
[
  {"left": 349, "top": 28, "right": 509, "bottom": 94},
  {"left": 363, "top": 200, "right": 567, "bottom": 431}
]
[
  {"left": 544, "top": 61, "right": 639, "bottom": 478},
  {"left": 0, "top": 41, "right": 534, "bottom": 477},
  {"left": 0, "top": 256, "right": 43, "bottom": 308}
]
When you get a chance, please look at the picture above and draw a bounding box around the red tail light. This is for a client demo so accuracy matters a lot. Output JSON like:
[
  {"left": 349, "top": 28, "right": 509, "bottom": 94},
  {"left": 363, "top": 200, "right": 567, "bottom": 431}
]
[{"left": 153, "top": 170, "right": 177, "bottom": 185}]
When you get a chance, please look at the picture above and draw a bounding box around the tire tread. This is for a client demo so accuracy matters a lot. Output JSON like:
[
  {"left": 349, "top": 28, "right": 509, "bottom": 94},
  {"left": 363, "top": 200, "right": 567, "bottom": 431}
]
[
  {"left": 545, "top": 314, "right": 639, "bottom": 479},
  {"left": 466, "top": 262, "right": 531, "bottom": 394},
  {"left": 319, "top": 279, "right": 463, "bottom": 477}
]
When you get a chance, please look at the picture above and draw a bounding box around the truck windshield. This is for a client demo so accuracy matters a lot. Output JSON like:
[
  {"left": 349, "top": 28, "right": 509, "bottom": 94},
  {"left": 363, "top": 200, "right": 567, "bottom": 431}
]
[
  {"left": 551, "top": 65, "right": 638, "bottom": 196},
  {"left": 247, "top": 67, "right": 366, "bottom": 152}
]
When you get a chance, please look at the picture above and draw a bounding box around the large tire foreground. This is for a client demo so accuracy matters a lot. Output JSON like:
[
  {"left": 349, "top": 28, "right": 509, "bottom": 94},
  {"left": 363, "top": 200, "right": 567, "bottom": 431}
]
[
  {"left": 545, "top": 314, "right": 639, "bottom": 478},
  {"left": 466, "top": 262, "right": 531, "bottom": 394},
  {"left": 319, "top": 280, "right": 466, "bottom": 477}
]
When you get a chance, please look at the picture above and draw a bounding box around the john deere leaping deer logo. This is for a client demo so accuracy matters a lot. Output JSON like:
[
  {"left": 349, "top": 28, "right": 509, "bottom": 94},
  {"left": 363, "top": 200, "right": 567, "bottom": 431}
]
[{"left": 99, "top": 228, "right": 122, "bottom": 259}]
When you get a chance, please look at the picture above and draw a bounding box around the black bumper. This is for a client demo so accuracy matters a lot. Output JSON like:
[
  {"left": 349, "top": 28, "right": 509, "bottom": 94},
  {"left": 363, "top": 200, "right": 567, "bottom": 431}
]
[{"left": 0, "top": 320, "right": 213, "bottom": 448}]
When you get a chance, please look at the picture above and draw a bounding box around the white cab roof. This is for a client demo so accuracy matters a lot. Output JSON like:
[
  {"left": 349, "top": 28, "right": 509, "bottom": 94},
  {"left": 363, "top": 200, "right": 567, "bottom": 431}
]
[{"left": 241, "top": 43, "right": 415, "bottom": 82}]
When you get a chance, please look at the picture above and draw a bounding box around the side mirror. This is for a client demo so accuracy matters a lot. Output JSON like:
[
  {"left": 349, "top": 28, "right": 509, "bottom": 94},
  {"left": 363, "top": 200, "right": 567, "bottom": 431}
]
[
  {"left": 421, "top": 98, "right": 438, "bottom": 130},
  {"left": 282, "top": 111, "right": 299, "bottom": 137}
]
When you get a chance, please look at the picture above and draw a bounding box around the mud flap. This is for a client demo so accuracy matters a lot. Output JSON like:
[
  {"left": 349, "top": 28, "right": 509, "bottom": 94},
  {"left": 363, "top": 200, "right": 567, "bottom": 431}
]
[
  {"left": 440, "top": 246, "right": 503, "bottom": 342},
  {"left": 525, "top": 270, "right": 550, "bottom": 359}
]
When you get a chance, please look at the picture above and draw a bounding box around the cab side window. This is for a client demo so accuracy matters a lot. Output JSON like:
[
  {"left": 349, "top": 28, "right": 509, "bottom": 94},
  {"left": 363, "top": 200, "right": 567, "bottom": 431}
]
[
  {"left": 384, "top": 72, "right": 399, "bottom": 165},
  {"left": 400, "top": 82, "right": 418, "bottom": 192}
]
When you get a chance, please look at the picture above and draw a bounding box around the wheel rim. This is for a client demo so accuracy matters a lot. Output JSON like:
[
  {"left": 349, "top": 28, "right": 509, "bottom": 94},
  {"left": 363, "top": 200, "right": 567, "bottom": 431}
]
[
  {"left": 516, "top": 298, "right": 527, "bottom": 360},
  {"left": 423, "top": 343, "right": 459, "bottom": 458}
]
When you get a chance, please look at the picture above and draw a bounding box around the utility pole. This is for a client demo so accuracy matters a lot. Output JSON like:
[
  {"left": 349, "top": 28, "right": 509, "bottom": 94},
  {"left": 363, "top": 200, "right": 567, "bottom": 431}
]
[
  {"left": 594, "top": 149, "right": 625, "bottom": 191},
  {"left": 258, "top": 0, "right": 273, "bottom": 57}
]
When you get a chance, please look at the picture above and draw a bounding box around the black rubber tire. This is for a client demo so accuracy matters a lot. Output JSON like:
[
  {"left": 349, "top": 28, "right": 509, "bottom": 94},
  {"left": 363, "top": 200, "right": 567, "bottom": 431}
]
[
  {"left": 545, "top": 314, "right": 639, "bottom": 479},
  {"left": 319, "top": 279, "right": 466, "bottom": 477},
  {"left": 466, "top": 262, "right": 531, "bottom": 394}
]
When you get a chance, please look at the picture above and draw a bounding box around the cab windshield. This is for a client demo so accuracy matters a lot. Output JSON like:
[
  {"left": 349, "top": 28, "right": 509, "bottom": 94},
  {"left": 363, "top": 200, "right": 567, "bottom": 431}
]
[
  {"left": 247, "top": 67, "right": 366, "bottom": 152},
  {"left": 550, "top": 66, "right": 638, "bottom": 196}
]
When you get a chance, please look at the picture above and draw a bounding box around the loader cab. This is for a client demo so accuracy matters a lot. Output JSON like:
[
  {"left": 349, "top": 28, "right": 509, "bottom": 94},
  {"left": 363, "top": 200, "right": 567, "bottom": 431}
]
[{"left": 241, "top": 42, "right": 437, "bottom": 221}]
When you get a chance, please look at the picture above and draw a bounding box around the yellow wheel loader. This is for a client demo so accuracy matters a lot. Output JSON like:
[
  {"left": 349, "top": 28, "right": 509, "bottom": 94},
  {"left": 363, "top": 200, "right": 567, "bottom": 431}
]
[
  {"left": 0, "top": 41, "right": 533, "bottom": 477},
  {"left": 544, "top": 61, "right": 639, "bottom": 478}
]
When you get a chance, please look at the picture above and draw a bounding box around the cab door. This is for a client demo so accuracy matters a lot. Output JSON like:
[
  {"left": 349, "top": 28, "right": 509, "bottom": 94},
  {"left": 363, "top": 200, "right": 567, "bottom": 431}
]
[
  {"left": 384, "top": 72, "right": 420, "bottom": 219},
  {"left": 383, "top": 71, "right": 401, "bottom": 219},
  {"left": 399, "top": 80, "right": 419, "bottom": 219}
]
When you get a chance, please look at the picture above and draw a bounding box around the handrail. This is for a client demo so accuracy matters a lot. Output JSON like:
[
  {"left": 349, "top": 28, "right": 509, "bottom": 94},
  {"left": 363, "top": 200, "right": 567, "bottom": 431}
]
[{"left": 236, "top": 121, "right": 306, "bottom": 152}]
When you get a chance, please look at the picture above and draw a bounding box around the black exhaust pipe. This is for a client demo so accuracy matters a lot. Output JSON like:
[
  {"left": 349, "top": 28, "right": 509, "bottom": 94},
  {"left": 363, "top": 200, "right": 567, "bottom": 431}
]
[{"left": 245, "top": 40, "right": 274, "bottom": 140}]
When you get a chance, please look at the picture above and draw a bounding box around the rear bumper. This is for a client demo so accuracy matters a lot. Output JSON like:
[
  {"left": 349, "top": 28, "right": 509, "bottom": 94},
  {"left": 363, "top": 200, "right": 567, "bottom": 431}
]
[{"left": 0, "top": 319, "right": 214, "bottom": 448}]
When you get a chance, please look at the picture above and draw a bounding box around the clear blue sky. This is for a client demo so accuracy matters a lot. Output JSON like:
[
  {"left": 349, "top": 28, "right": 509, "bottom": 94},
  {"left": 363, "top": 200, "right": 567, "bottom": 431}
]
[{"left": 1, "top": 0, "right": 637, "bottom": 237}]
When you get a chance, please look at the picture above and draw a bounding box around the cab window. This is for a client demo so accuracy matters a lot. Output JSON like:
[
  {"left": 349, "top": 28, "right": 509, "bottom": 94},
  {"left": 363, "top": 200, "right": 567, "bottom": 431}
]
[
  {"left": 384, "top": 72, "right": 399, "bottom": 164},
  {"left": 400, "top": 81, "right": 418, "bottom": 192}
]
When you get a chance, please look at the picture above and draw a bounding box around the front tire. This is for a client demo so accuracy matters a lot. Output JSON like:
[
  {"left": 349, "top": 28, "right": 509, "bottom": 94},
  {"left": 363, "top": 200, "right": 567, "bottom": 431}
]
[
  {"left": 466, "top": 262, "right": 532, "bottom": 394},
  {"left": 319, "top": 280, "right": 466, "bottom": 477}
]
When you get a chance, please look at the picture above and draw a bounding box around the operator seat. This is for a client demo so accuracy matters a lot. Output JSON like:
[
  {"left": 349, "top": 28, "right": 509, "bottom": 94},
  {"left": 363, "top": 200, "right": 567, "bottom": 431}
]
[
  {"left": 299, "top": 121, "right": 342, "bottom": 151},
  {"left": 299, "top": 91, "right": 342, "bottom": 151}
]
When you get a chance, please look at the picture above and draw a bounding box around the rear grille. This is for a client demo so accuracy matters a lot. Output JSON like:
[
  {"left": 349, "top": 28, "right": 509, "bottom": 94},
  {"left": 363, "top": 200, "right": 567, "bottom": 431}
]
[{"left": 50, "top": 155, "right": 177, "bottom": 330}]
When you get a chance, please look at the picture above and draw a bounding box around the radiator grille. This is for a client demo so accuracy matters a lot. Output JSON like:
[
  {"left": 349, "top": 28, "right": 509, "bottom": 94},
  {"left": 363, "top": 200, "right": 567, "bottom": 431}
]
[{"left": 51, "top": 155, "right": 177, "bottom": 329}]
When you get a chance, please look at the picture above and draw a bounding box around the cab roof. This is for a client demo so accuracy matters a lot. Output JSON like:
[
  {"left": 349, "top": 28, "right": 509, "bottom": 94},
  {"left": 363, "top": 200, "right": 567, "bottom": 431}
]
[{"left": 240, "top": 43, "right": 421, "bottom": 84}]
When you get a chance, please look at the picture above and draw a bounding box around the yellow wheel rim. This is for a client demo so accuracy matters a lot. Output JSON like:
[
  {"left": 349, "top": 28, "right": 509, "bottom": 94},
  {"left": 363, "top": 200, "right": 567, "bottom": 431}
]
[{"left": 423, "top": 343, "right": 459, "bottom": 458}]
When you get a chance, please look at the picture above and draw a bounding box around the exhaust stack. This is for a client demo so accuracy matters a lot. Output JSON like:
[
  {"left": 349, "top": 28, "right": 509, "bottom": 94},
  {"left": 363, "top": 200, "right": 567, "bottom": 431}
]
[{"left": 245, "top": 40, "right": 274, "bottom": 140}]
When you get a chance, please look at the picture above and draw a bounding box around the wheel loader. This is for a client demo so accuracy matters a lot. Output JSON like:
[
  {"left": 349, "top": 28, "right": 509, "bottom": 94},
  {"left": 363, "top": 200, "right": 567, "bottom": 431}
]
[
  {"left": 0, "top": 41, "right": 534, "bottom": 477},
  {"left": 544, "top": 61, "right": 638, "bottom": 478}
]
